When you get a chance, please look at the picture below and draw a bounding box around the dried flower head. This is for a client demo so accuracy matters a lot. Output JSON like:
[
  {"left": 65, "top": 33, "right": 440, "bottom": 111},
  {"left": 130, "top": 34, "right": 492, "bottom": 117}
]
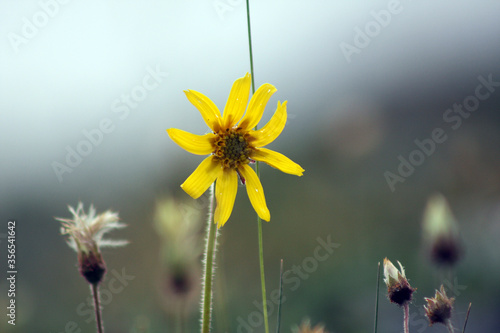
[
  {"left": 422, "top": 193, "right": 463, "bottom": 266},
  {"left": 383, "top": 258, "right": 415, "bottom": 306},
  {"left": 56, "top": 203, "right": 127, "bottom": 285},
  {"left": 293, "top": 319, "right": 328, "bottom": 333},
  {"left": 424, "top": 285, "right": 455, "bottom": 326}
]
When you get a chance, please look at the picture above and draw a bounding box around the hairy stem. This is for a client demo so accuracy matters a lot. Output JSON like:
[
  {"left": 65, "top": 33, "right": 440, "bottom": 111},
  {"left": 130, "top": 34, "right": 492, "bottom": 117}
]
[
  {"left": 91, "top": 283, "right": 104, "bottom": 333},
  {"left": 446, "top": 320, "right": 455, "bottom": 333},
  {"left": 201, "top": 184, "right": 218, "bottom": 333}
]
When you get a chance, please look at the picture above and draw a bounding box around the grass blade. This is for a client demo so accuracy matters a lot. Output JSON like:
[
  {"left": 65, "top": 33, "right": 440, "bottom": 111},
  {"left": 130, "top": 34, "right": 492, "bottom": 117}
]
[
  {"left": 276, "top": 259, "right": 284, "bottom": 333},
  {"left": 462, "top": 302, "right": 472, "bottom": 333},
  {"left": 374, "top": 262, "right": 381, "bottom": 333}
]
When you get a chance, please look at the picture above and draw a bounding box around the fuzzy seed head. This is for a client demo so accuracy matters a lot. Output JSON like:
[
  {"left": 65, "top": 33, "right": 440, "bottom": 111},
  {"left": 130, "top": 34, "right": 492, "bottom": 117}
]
[{"left": 56, "top": 202, "right": 127, "bottom": 284}]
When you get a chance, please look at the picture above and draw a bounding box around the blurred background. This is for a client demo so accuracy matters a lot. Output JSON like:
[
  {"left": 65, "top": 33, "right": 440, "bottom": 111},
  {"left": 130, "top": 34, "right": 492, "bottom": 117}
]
[{"left": 1, "top": 1, "right": 500, "bottom": 332}]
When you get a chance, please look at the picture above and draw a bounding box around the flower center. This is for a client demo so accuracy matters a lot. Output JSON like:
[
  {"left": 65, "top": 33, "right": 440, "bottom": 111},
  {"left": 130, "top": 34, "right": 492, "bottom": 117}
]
[{"left": 213, "top": 129, "right": 252, "bottom": 169}]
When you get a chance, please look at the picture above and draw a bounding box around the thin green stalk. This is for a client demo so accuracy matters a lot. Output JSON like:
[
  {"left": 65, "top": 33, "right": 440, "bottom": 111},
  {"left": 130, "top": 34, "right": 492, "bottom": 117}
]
[
  {"left": 373, "top": 262, "right": 380, "bottom": 333},
  {"left": 246, "top": 0, "right": 255, "bottom": 93},
  {"left": 276, "top": 259, "right": 284, "bottom": 333},
  {"left": 257, "top": 217, "right": 269, "bottom": 333},
  {"left": 91, "top": 283, "right": 104, "bottom": 333},
  {"left": 201, "top": 184, "right": 218, "bottom": 333},
  {"left": 246, "top": 1, "right": 269, "bottom": 333}
]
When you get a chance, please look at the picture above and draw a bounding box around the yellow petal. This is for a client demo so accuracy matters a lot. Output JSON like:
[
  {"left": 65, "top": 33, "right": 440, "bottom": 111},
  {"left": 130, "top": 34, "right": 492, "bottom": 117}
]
[
  {"left": 214, "top": 169, "right": 238, "bottom": 228},
  {"left": 222, "top": 73, "right": 251, "bottom": 128},
  {"left": 167, "top": 129, "right": 215, "bottom": 155},
  {"left": 181, "top": 157, "right": 222, "bottom": 199},
  {"left": 239, "top": 164, "right": 270, "bottom": 221},
  {"left": 251, "top": 148, "right": 304, "bottom": 176},
  {"left": 184, "top": 90, "right": 222, "bottom": 132},
  {"left": 238, "top": 83, "right": 277, "bottom": 131},
  {"left": 248, "top": 101, "right": 287, "bottom": 147}
]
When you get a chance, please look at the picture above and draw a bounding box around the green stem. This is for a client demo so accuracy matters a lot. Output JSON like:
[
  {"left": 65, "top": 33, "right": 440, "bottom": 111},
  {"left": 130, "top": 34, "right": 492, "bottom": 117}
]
[
  {"left": 246, "top": 0, "right": 255, "bottom": 93},
  {"left": 91, "top": 283, "right": 104, "bottom": 333},
  {"left": 201, "top": 184, "right": 218, "bottom": 333},
  {"left": 276, "top": 259, "right": 284, "bottom": 333},
  {"left": 246, "top": 1, "right": 269, "bottom": 333},
  {"left": 257, "top": 217, "right": 269, "bottom": 333},
  {"left": 373, "top": 262, "right": 380, "bottom": 333}
]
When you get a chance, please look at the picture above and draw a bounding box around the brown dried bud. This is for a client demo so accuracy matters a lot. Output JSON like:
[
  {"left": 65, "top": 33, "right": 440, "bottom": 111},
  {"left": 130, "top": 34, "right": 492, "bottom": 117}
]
[
  {"left": 79, "top": 251, "right": 107, "bottom": 285},
  {"left": 424, "top": 285, "right": 455, "bottom": 326}
]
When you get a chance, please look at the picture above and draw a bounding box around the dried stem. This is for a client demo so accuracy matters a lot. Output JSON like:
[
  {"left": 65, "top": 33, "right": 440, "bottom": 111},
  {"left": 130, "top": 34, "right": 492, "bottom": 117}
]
[
  {"left": 403, "top": 303, "right": 410, "bottom": 333},
  {"left": 91, "top": 283, "right": 104, "bottom": 333},
  {"left": 462, "top": 303, "right": 472, "bottom": 333}
]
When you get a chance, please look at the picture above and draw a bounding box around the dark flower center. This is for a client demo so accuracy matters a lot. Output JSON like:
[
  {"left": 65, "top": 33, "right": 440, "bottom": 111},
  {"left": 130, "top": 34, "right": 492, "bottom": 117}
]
[{"left": 213, "top": 129, "right": 252, "bottom": 169}]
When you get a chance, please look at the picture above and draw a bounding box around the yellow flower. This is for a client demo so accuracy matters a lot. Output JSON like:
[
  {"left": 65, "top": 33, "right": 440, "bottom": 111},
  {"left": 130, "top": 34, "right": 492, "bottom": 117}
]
[{"left": 167, "top": 73, "right": 304, "bottom": 227}]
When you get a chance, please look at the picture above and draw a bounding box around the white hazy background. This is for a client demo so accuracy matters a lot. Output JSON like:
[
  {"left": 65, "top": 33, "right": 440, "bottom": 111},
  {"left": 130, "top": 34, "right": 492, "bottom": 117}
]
[{"left": 2, "top": 1, "right": 500, "bottom": 205}]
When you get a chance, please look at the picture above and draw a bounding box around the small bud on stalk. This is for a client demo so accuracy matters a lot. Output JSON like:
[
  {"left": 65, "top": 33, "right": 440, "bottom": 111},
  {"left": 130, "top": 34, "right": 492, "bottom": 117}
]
[{"left": 424, "top": 285, "right": 455, "bottom": 327}]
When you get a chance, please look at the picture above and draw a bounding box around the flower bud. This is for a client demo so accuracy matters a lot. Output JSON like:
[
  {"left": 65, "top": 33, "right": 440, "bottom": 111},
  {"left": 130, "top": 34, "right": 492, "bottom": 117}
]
[
  {"left": 422, "top": 193, "right": 463, "bottom": 266},
  {"left": 424, "top": 285, "right": 455, "bottom": 326},
  {"left": 383, "top": 258, "right": 415, "bottom": 306}
]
